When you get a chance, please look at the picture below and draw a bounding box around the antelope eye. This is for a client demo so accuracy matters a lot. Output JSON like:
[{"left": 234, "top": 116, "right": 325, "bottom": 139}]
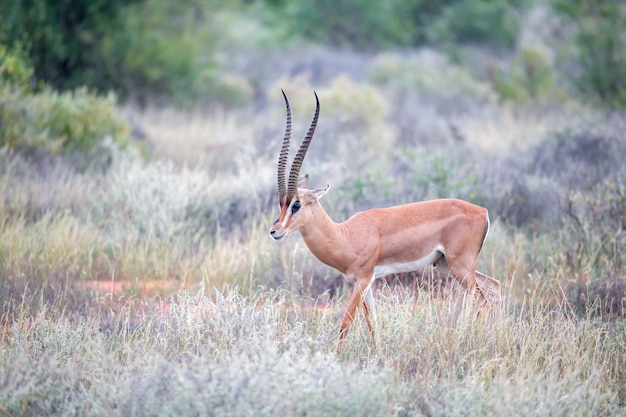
[{"left": 291, "top": 201, "right": 301, "bottom": 214}]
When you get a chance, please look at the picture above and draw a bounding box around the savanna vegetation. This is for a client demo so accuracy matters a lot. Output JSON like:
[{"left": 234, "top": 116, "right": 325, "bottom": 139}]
[{"left": 0, "top": 0, "right": 625, "bottom": 415}]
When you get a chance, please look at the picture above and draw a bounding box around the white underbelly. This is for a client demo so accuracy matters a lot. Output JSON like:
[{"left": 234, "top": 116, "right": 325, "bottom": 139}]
[{"left": 374, "top": 246, "right": 443, "bottom": 279}]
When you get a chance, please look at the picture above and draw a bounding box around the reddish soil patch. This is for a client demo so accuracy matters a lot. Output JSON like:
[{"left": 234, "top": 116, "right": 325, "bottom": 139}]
[{"left": 78, "top": 279, "right": 181, "bottom": 297}]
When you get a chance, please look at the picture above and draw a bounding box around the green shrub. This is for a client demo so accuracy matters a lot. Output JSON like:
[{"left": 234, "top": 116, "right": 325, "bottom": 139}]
[
  {"left": 398, "top": 149, "right": 482, "bottom": 201},
  {"left": 0, "top": 43, "right": 33, "bottom": 90},
  {"left": 267, "top": 0, "right": 526, "bottom": 51},
  {"left": 99, "top": 0, "right": 227, "bottom": 106},
  {"left": 0, "top": 0, "right": 136, "bottom": 91},
  {"left": 490, "top": 47, "right": 559, "bottom": 104},
  {"left": 100, "top": 0, "right": 254, "bottom": 107},
  {"left": 368, "top": 51, "right": 496, "bottom": 106},
  {"left": 0, "top": 85, "right": 129, "bottom": 156},
  {"left": 428, "top": 0, "right": 527, "bottom": 50},
  {"left": 266, "top": 0, "right": 446, "bottom": 46},
  {"left": 277, "top": 0, "right": 415, "bottom": 49},
  {"left": 0, "top": 0, "right": 249, "bottom": 107},
  {"left": 336, "top": 145, "right": 484, "bottom": 216},
  {"left": 552, "top": 0, "right": 626, "bottom": 107}
]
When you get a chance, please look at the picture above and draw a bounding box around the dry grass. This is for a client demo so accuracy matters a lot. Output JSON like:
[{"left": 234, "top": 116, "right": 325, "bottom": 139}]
[{"left": 0, "top": 287, "right": 623, "bottom": 416}]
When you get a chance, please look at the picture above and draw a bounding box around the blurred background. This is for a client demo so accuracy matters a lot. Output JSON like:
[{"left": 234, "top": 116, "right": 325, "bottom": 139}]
[{"left": 0, "top": 0, "right": 624, "bottom": 314}]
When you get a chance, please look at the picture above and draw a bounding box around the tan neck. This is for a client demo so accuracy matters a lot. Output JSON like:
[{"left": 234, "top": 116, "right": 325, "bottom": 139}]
[{"left": 298, "top": 202, "right": 348, "bottom": 273}]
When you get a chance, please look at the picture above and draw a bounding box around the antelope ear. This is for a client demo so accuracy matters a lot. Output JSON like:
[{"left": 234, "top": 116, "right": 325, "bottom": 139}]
[
  {"left": 298, "top": 174, "right": 309, "bottom": 188},
  {"left": 313, "top": 184, "right": 330, "bottom": 200}
]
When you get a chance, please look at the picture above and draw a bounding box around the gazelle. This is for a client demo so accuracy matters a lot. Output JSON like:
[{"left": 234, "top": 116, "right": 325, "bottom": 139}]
[{"left": 269, "top": 91, "right": 501, "bottom": 354}]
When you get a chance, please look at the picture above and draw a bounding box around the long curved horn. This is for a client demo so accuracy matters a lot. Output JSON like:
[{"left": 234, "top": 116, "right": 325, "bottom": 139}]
[
  {"left": 277, "top": 89, "right": 292, "bottom": 199},
  {"left": 287, "top": 91, "right": 319, "bottom": 197}
]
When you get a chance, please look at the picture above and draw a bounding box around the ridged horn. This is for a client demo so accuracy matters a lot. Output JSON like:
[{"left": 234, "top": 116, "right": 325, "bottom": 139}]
[
  {"left": 287, "top": 91, "right": 319, "bottom": 197},
  {"left": 277, "top": 89, "right": 292, "bottom": 199}
]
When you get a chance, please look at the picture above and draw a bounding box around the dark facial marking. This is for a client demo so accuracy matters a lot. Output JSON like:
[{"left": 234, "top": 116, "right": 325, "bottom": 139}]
[{"left": 291, "top": 200, "right": 301, "bottom": 214}]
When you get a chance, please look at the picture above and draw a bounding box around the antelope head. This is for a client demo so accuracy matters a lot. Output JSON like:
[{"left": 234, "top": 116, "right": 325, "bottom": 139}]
[{"left": 269, "top": 91, "right": 329, "bottom": 241}]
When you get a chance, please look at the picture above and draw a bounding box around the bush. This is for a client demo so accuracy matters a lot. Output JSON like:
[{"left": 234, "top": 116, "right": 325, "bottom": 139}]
[
  {"left": 490, "top": 47, "right": 560, "bottom": 104},
  {"left": 428, "top": 0, "right": 527, "bottom": 50},
  {"left": 0, "top": 43, "right": 33, "bottom": 90},
  {"left": 276, "top": 0, "right": 415, "bottom": 49},
  {"left": 0, "top": 85, "right": 129, "bottom": 158},
  {"left": 552, "top": 0, "right": 626, "bottom": 107},
  {"left": 99, "top": 0, "right": 238, "bottom": 107},
  {"left": 530, "top": 130, "right": 625, "bottom": 192},
  {"left": 368, "top": 50, "right": 496, "bottom": 112},
  {"left": 0, "top": 0, "right": 249, "bottom": 107},
  {"left": 268, "top": 0, "right": 526, "bottom": 51},
  {"left": 496, "top": 177, "right": 560, "bottom": 228},
  {"left": 0, "top": 0, "right": 135, "bottom": 91}
]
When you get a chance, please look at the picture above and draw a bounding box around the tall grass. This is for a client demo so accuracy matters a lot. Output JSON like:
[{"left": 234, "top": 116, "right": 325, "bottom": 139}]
[{"left": 0, "top": 287, "right": 623, "bottom": 415}]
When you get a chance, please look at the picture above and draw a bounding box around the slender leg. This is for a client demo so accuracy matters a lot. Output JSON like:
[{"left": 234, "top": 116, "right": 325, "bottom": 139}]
[
  {"left": 337, "top": 278, "right": 368, "bottom": 355},
  {"left": 447, "top": 259, "right": 488, "bottom": 310},
  {"left": 362, "top": 285, "right": 377, "bottom": 351},
  {"left": 475, "top": 271, "right": 502, "bottom": 318}
]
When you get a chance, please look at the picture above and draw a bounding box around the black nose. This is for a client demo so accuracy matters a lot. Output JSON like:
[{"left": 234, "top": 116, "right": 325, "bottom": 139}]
[{"left": 270, "top": 230, "right": 276, "bottom": 236}]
